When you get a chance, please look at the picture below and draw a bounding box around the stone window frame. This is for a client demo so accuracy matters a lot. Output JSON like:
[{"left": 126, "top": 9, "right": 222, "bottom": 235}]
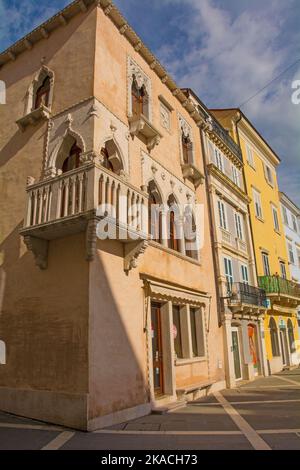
[
  {"left": 25, "top": 65, "right": 55, "bottom": 116},
  {"left": 127, "top": 56, "right": 152, "bottom": 121}
]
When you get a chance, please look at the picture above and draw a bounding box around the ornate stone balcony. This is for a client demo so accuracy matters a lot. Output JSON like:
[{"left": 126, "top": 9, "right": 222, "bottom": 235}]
[
  {"left": 258, "top": 275, "right": 300, "bottom": 308},
  {"left": 20, "top": 163, "right": 149, "bottom": 271},
  {"left": 16, "top": 104, "right": 51, "bottom": 132},
  {"left": 181, "top": 163, "right": 205, "bottom": 189},
  {"left": 129, "top": 114, "right": 162, "bottom": 152}
]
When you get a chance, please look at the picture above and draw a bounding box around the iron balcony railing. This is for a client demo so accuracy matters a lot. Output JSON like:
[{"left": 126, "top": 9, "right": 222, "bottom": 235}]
[
  {"left": 258, "top": 275, "right": 300, "bottom": 300},
  {"left": 210, "top": 119, "right": 243, "bottom": 162},
  {"left": 228, "top": 282, "right": 267, "bottom": 307}
]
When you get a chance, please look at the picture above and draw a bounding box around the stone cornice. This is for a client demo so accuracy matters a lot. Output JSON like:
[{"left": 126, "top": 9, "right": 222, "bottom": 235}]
[{"left": 0, "top": 0, "right": 206, "bottom": 132}]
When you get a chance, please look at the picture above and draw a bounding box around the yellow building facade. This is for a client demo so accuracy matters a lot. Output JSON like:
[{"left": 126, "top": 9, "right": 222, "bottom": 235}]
[{"left": 212, "top": 109, "right": 300, "bottom": 374}]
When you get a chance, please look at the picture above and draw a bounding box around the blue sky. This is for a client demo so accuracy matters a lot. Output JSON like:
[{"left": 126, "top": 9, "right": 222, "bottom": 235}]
[{"left": 1, "top": 0, "right": 300, "bottom": 205}]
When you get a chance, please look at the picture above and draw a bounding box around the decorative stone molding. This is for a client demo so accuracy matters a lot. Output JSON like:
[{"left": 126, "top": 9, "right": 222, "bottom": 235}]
[
  {"left": 86, "top": 217, "right": 99, "bottom": 262},
  {"left": 24, "top": 236, "right": 49, "bottom": 270},
  {"left": 89, "top": 103, "right": 100, "bottom": 118},
  {"left": 160, "top": 102, "right": 171, "bottom": 132},
  {"left": 16, "top": 105, "right": 51, "bottom": 132},
  {"left": 24, "top": 65, "right": 55, "bottom": 117},
  {"left": 80, "top": 150, "right": 98, "bottom": 165},
  {"left": 127, "top": 56, "right": 152, "bottom": 121},
  {"left": 124, "top": 240, "right": 148, "bottom": 274},
  {"left": 179, "top": 114, "right": 192, "bottom": 140}
]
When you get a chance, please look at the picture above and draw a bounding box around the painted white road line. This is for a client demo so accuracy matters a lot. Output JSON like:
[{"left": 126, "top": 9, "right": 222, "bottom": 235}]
[
  {"left": 259, "top": 429, "right": 300, "bottom": 434},
  {"left": 273, "top": 375, "right": 300, "bottom": 387},
  {"left": 41, "top": 431, "right": 75, "bottom": 450},
  {"left": 94, "top": 429, "right": 242, "bottom": 436},
  {"left": 242, "top": 385, "right": 299, "bottom": 389},
  {"left": 192, "top": 399, "right": 300, "bottom": 406},
  {"left": 214, "top": 392, "right": 271, "bottom": 450},
  {"left": 0, "top": 423, "right": 63, "bottom": 431}
]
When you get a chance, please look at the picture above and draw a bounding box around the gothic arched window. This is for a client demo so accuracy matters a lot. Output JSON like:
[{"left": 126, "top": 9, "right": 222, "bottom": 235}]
[{"left": 34, "top": 76, "right": 51, "bottom": 109}]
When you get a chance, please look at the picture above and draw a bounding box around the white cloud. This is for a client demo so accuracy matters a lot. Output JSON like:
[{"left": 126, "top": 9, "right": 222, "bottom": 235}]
[{"left": 156, "top": 0, "right": 300, "bottom": 204}]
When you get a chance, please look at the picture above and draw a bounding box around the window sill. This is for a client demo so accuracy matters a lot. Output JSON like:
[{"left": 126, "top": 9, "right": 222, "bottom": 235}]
[
  {"left": 274, "top": 229, "right": 281, "bottom": 236},
  {"left": 255, "top": 215, "right": 265, "bottom": 223},
  {"left": 16, "top": 105, "right": 51, "bottom": 132},
  {"left": 175, "top": 357, "right": 207, "bottom": 366}
]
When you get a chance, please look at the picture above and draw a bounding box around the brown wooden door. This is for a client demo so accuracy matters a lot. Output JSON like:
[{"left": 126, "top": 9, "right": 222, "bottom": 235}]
[{"left": 151, "top": 303, "right": 164, "bottom": 396}]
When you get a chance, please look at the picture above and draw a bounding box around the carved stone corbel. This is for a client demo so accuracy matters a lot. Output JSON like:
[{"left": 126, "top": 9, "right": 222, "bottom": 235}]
[
  {"left": 124, "top": 240, "right": 148, "bottom": 274},
  {"left": 86, "top": 217, "right": 98, "bottom": 262},
  {"left": 147, "top": 135, "right": 160, "bottom": 152},
  {"left": 24, "top": 236, "right": 49, "bottom": 270}
]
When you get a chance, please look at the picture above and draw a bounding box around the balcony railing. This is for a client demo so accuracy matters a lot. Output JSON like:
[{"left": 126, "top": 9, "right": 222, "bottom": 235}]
[
  {"left": 229, "top": 282, "right": 267, "bottom": 308},
  {"left": 23, "top": 163, "right": 149, "bottom": 240},
  {"left": 258, "top": 275, "right": 300, "bottom": 300},
  {"left": 220, "top": 228, "right": 248, "bottom": 254}
]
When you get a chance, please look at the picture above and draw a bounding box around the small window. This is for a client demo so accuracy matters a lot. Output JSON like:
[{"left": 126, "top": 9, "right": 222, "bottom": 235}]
[
  {"left": 232, "top": 166, "right": 240, "bottom": 187},
  {"left": 272, "top": 206, "right": 280, "bottom": 232},
  {"left": 297, "top": 249, "right": 300, "bottom": 268},
  {"left": 235, "top": 212, "right": 243, "bottom": 240},
  {"left": 265, "top": 165, "right": 274, "bottom": 185},
  {"left": 246, "top": 144, "right": 255, "bottom": 167},
  {"left": 262, "top": 252, "right": 271, "bottom": 276},
  {"left": 215, "top": 148, "right": 224, "bottom": 172},
  {"left": 224, "top": 257, "right": 234, "bottom": 291},
  {"left": 148, "top": 181, "right": 162, "bottom": 244},
  {"left": 253, "top": 189, "right": 263, "bottom": 219},
  {"left": 241, "top": 265, "right": 249, "bottom": 284},
  {"left": 291, "top": 214, "right": 298, "bottom": 232},
  {"left": 173, "top": 306, "right": 183, "bottom": 359},
  {"left": 288, "top": 243, "right": 295, "bottom": 264},
  {"left": 280, "top": 262, "right": 287, "bottom": 279},
  {"left": 182, "top": 134, "right": 192, "bottom": 164},
  {"left": 190, "top": 308, "right": 205, "bottom": 358},
  {"left": 282, "top": 206, "right": 288, "bottom": 225},
  {"left": 218, "top": 200, "right": 227, "bottom": 230}
]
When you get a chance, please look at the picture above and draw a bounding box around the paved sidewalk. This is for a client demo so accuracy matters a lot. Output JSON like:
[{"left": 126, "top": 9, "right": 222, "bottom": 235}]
[{"left": 0, "top": 368, "right": 300, "bottom": 450}]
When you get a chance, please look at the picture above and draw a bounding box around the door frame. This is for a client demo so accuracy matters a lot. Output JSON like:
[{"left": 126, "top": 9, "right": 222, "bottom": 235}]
[
  {"left": 232, "top": 327, "right": 242, "bottom": 381},
  {"left": 151, "top": 302, "right": 164, "bottom": 397}
]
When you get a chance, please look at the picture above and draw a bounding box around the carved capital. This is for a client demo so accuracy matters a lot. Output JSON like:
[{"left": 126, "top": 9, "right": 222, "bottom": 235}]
[
  {"left": 24, "top": 236, "right": 48, "bottom": 270},
  {"left": 80, "top": 150, "right": 97, "bottom": 165}
]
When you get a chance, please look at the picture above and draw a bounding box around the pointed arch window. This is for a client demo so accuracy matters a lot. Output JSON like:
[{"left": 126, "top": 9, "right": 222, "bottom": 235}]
[
  {"left": 62, "top": 141, "right": 82, "bottom": 174},
  {"left": 101, "top": 147, "right": 114, "bottom": 173},
  {"left": 148, "top": 182, "right": 162, "bottom": 244},
  {"left": 168, "top": 195, "right": 180, "bottom": 252},
  {"left": 34, "top": 75, "right": 51, "bottom": 109},
  {"left": 132, "top": 77, "right": 148, "bottom": 118},
  {"left": 182, "top": 134, "right": 192, "bottom": 164}
]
